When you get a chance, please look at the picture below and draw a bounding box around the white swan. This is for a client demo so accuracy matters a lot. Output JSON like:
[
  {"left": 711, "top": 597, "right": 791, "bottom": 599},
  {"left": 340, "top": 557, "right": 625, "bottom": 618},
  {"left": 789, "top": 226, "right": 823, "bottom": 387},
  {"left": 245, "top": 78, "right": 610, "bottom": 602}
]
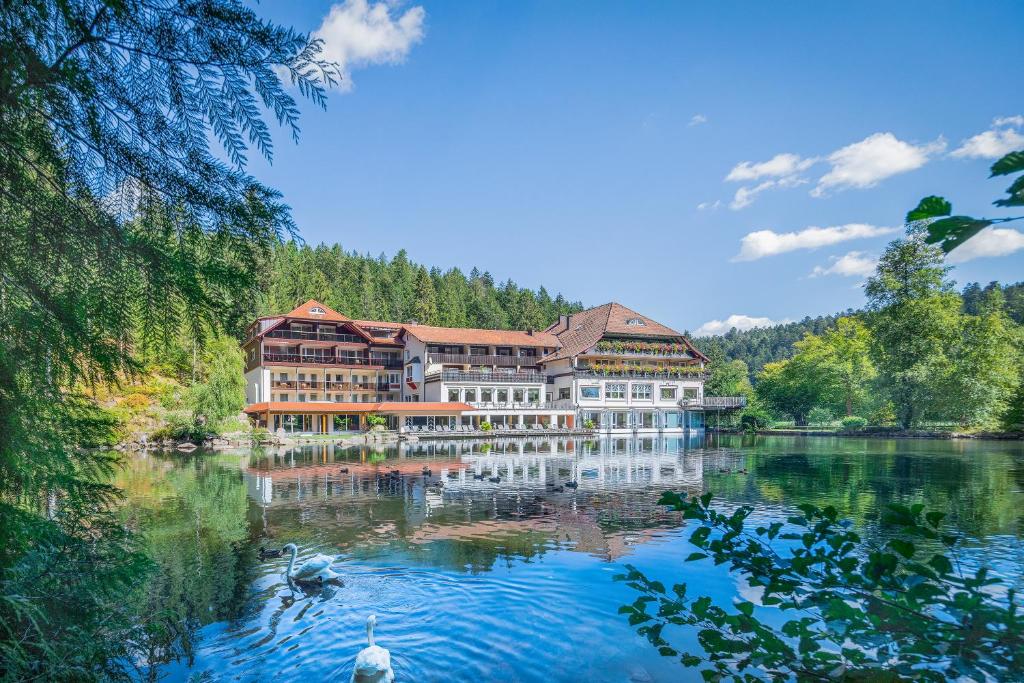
[
  {"left": 282, "top": 543, "right": 341, "bottom": 584},
  {"left": 351, "top": 614, "right": 394, "bottom": 683}
]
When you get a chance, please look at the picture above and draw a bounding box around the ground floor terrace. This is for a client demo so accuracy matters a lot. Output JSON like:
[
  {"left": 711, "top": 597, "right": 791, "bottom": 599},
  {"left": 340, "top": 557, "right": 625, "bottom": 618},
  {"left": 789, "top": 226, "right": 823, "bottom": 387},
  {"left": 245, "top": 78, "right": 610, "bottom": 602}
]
[
  {"left": 580, "top": 408, "right": 705, "bottom": 432},
  {"left": 244, "top": 401, "right": 474, "bottom": 435}
]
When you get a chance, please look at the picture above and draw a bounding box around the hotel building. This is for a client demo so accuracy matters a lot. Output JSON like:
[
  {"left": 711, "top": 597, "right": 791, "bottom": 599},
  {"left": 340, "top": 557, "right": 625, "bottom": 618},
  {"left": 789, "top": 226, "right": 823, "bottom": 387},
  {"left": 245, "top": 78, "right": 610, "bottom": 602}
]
[{"left": 242, "top": 300, "right": 741, "bottom": 435}]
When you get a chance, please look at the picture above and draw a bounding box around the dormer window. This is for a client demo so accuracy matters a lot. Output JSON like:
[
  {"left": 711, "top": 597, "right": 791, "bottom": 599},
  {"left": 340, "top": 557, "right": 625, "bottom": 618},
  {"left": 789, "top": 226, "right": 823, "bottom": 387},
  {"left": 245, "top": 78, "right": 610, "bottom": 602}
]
[
  {"left": 309, "top": 306, "right": 326, "bottom": 316},
  {"left": 626, "top": 318, "right": 646, "bottom": 327}
]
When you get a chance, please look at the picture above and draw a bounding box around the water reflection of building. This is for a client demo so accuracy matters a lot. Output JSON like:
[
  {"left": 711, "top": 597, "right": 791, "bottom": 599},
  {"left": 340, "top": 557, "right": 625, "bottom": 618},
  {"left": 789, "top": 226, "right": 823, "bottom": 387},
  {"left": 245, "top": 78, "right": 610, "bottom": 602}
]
[{"left": 241, "top": 436, "right": 707, "bottom": 562}]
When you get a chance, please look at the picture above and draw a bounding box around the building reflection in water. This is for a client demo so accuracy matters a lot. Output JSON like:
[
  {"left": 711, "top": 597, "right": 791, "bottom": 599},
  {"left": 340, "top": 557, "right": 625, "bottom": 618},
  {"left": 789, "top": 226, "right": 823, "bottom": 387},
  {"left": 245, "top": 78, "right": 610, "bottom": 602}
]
[{"left": 243, "top": 436, "right": 707, "bottom": 564}]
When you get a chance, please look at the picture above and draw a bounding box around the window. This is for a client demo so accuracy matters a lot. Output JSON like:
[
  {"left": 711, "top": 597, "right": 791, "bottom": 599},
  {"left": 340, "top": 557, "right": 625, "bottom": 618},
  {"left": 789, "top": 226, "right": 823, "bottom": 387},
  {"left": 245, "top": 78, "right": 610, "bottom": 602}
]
[
  {"left": 513, "top": 389, "right": 524, "bottom": 403},
  {"left": 660, "top": 386, "right": 677, "bottom": 400},
  {"left": 481, "top": 388, "right": 493, "bottom": 402},
  {"left": 580, "top": 386, "right": 600, "bottom": 399},
  {"left": 683, "top": 387, "right": 699, "bottom": 399},
  {"left": 606, "top": 383, "right": 626, "bottom": 399},
  {"left": 632, "top": 383, "right": 652, "bottom": 400},
  {"left": 280, "top": 393, "right": 290, "bottom": 402},
  {"left": 298, "top": 393, "right": 306, "bottom": 402},
  {"left": 406, "top": 365, "right": 413, "bottom": 379},
  {"left": 497, "top": 389, "right": 508, "bottom": 403},
  {"left": 626, "top": 317, "right": 646, "bottom": 326},
  {"left": 558, "top": 387, "right": 571, "bottom": 400},
  {"left": 448, "top": 388, "right": 460, "bottom": 401},
  {"left": 279, "top": 372, "right": 289, "bottom": 381},
  {"left": 464, "top": 388, "right": 477, "bottom": 402},
  {"left": 309, "top": 306, "right": 326, "bottom": 316},
  {"left": 612, "top": 411, "right": 629, "bottom": 428},
  {"left": 527, "top": 388, "right": 539, "bottom": 403},
  {"left": 638, "top": 412, "right": 655, "bottom": 428}
]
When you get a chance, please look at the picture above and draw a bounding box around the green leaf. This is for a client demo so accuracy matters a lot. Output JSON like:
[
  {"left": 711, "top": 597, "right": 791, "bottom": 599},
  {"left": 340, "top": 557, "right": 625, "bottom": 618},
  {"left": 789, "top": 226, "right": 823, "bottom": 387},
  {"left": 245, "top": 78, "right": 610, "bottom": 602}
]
[
  {"left": 924, "top": 216, "right": 992, "bottom": 253},
  {"left": 686, "top": 552, "right": 709, "bottom": 562},
  {"left": 735, "top": 601, "right": 755, "bottom": 617},
  {"left": 681, "top": 654, "right": 702, "bottom": 667},
  {"left": 990, "top": 150, "right": 1024, "bottom": 177},
  {"left": 889, "top": 539, "right": 915, "bottom": 559},
  {"left": 906, "top": 196, "right": 952, "bottom": 223},
  {"left": 925, "top": 511, "right": 946, "bottom": 528}
]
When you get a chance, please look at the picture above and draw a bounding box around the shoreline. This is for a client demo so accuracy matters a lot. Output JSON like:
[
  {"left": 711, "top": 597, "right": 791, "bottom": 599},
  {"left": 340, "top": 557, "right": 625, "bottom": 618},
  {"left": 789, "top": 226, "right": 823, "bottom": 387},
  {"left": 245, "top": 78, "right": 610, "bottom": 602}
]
[{"left": 732, "top": 428, "right": 1024, "bottom": 441}]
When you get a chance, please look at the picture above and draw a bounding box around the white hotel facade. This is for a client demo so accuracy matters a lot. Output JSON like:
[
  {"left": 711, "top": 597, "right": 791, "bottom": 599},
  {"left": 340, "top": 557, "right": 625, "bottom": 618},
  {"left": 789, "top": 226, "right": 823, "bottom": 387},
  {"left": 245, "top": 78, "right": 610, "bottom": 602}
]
[{"left": 243, "top": 300, "right": 741, "bottom": 435}]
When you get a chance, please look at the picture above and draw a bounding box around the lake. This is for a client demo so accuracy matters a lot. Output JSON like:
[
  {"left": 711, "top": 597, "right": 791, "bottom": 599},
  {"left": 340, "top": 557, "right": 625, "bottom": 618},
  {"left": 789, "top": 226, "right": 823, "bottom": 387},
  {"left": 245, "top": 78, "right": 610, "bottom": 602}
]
[{"left": 115, "top": 434, "right": 1024, "bottom": 681}]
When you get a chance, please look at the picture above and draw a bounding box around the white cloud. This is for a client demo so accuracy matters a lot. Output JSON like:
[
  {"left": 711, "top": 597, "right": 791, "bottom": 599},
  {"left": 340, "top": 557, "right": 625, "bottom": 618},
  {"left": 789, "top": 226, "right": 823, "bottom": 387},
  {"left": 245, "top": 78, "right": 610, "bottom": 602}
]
[
  {"left": 689, "top": 114, "right": 708, "bottom": 127},
  {"left": 994, "top": 115, "right": 1024, "bottom": 128},
  {"left": 946, "top": 227, "right": 1024, "bottom": 264},
  {"left": 730, "top": 181, "right": 773, "bottom": 210},
  {"left": 312, "top": 0, "right": 426, "bottom": 92},
  {"left": 812, "top": 133, "right": 945, "bottom": 196},
  {"left": 696, "top": 199, "right": 721, "bottom": 211},
  {"left": 809, "top": 251, "right": 878, "bottom": 278},
  {"left": 725, "top": 153, "right": 816, "bottom": 182},
  {"left": 733, "top": 223, "right": 896, "bottom": 261},
  {"left": 695, "top": 314, "right": 790, "bottom": 336},
  {"left": 951, "top": 116, "right": 1024, "bottom": 159},
  {"left": 724, "top": 153, "right": 816, "bottom": 209}
]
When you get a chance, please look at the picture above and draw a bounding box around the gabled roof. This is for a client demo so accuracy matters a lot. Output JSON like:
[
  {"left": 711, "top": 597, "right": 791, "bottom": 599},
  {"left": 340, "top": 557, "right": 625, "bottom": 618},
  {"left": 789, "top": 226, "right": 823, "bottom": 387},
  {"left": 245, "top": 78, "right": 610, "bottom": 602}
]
[
  {"left": 542, "top": 302, "right": 708, "bottom": 362},
  {"left": 402, "top": 324, "right": 560, "bottom": 348},
  {"left": 284, "top": 299, "right": 350, "bottom": 322}
]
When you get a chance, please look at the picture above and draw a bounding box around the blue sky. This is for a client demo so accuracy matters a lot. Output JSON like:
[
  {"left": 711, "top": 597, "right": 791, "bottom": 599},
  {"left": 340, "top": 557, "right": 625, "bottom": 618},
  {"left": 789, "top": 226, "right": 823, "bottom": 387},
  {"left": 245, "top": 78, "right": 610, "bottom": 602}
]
[{"left": 250, "top": 0, "right": 1024, "bottom": 334}]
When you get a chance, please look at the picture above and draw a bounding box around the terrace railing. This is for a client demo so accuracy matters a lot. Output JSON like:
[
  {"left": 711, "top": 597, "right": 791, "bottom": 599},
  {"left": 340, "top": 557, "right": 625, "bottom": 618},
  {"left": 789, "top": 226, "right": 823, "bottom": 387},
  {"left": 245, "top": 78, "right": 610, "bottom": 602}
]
[
  {"left": 265, "top": 329, "right": 366, "bottom": 343},
  {"left": 437, "top": 370, "right": 547, "bottom": 384},
  {"left": 262, "top": 353, "right": 401, "bottom": 368},
  {"left": 427, "top": 353, "right": 539, "bottom": 367},
  {"left": 574, "top": 368, "right": 709, "bottom": 381},
  {"left": 465, "top": 399, "right": 575, "bottom": 411}
]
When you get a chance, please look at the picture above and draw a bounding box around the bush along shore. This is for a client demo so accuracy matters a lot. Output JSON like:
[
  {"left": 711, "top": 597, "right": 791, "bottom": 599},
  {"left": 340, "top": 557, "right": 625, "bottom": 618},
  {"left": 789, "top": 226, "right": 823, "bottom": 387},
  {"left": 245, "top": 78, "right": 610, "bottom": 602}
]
[{"left": 715, "top": 427, "right": 1024, "bottom": 440}]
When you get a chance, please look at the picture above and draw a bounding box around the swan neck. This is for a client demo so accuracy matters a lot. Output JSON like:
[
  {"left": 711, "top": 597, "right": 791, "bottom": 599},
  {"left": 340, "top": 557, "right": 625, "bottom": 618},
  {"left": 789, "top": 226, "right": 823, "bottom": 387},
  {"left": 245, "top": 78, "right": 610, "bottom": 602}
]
[
  {"left": 286, "top": 546, "right": 297, "bottom": 576},
  {"left": 367, "top": 618, "right": 375, "bottom": 647}
]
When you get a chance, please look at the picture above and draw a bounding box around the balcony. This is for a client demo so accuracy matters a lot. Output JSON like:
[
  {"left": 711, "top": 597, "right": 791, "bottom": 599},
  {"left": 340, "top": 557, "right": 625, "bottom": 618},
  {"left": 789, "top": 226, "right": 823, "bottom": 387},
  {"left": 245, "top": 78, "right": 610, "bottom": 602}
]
[
  {"left": 436, "top": 370, "right": 547, "bottom": 384},
  {"left": 262, "top": 353, "right": 401, "bottom": 368},
  {"left": 265, "top": 329, "right": 366, "bottom": 343},
  {"left": 574, "top": 368, "right": 708, "bottom": 381},
  {"left": 687, "top": 396, "right": 747, "bottom": 409},
  {"left": 426, "top": 353, "right": 539, "bottom": 367},
  {"left": 589, "top": 341, "right": 694, "bottom": 359}
]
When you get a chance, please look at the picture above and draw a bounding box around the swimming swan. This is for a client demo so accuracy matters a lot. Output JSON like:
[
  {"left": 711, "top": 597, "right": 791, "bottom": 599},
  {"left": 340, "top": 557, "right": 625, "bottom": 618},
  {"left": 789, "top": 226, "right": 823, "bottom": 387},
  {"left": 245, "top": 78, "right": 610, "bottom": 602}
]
[
  {"left": 282, "top": 543, "right": 341, "bottom": 584},
  {"left": 351, "top": 614, "right": 394, "bottom": 683}
]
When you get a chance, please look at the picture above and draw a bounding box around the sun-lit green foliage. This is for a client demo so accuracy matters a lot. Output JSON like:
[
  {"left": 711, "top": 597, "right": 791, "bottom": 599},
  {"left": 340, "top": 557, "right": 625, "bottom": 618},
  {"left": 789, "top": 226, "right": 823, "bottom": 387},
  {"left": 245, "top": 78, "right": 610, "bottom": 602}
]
[
  {"left": 866, "top": 238, "right": 1022, "bottom": 429},
  {"left": 620, "top": 493, "right": 1024, "bottom": 681},
  {"left": 187, "top": 334, "right": 247, "bottom": 434},
  {"left": 0, "top": 0, "right": 335, "bottom": 677}
]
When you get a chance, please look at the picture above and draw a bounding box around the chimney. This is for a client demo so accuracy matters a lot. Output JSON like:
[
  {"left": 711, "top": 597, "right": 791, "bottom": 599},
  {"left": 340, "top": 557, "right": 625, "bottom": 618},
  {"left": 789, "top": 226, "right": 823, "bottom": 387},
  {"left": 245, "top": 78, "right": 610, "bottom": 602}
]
[
  {"left": 527, "top": 329, "right": 535, "bottom": 336},
  {"left": 558, "top": 314, "right": 568, "bottom": 329}
]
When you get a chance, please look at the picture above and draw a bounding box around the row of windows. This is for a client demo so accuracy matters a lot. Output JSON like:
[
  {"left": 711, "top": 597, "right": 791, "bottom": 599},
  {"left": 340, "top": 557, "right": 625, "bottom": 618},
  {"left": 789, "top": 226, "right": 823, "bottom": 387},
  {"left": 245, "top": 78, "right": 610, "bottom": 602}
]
[
  {"left": 579, "top": 384, "right": 700, "bottom": 401},
  {"left": 447, "top": 387, "right": 543, "bottom": 403}
]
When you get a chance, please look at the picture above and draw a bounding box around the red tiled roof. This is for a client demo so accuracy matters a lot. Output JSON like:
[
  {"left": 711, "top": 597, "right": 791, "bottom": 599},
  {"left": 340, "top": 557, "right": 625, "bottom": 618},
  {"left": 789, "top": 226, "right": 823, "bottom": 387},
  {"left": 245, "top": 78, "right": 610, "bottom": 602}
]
[
  {"left": 282, "top": 299, "right": 350, "bottom": 322},
  {"left": 542, "top": 302, "right": 708, "bottom": 362},
  {"left": 403, "top": 324, "right": 559, "bottom": 348},
  {"left": 244, "top": 401, "right": 473, "bottom": 415}
]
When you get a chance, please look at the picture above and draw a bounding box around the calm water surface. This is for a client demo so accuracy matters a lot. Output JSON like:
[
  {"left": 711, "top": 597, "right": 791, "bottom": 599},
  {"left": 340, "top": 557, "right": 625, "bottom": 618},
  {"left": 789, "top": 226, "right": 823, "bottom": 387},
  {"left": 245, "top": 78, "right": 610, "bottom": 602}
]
[{"left": 115, "top": 434, "right": 1024, "bottom": 682}]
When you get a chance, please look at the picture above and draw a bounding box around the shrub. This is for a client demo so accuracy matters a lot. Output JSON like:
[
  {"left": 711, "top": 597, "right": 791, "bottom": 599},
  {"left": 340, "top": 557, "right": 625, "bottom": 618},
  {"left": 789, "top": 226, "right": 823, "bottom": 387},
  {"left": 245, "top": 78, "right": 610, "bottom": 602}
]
[
  {"left": 807, "top": 406, "right": 834, "bottom": 428},
  {"left": 583, "top": 419, "right": 596, "bottom": 430},
  {"left": 739, "top": 407, "right": 771, "bottom": 432},
  {"left": 480, "top": 421, "right": 493, "bottom": 432},
  {"left": 870, "top": 401, "right": 898, "bottom": 427},
  {"left": 841, "top": 415, "right": 868, "bottom": 430},
  {"left": 365, "top": 414, "right": 387, "bottom": 429}
]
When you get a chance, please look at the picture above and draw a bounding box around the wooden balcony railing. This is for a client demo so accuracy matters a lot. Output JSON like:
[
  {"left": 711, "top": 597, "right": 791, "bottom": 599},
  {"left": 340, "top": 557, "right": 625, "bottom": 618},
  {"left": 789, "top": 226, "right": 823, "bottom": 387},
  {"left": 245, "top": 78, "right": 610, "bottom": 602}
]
[
  {"left": 262, "top": 353, "right": 401, "bottom": 368},
  {"left": 436, "top": 370, "right": 547, "bottom": 384},
  {"left": 574, "top": 369, "right": 709, "bottom": 381},
  {"left": 427, "top": 353, "right": 538, "bottom": 367},
  {"left": 265, "top": 329, "right": 366, "bottom": 343}
]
